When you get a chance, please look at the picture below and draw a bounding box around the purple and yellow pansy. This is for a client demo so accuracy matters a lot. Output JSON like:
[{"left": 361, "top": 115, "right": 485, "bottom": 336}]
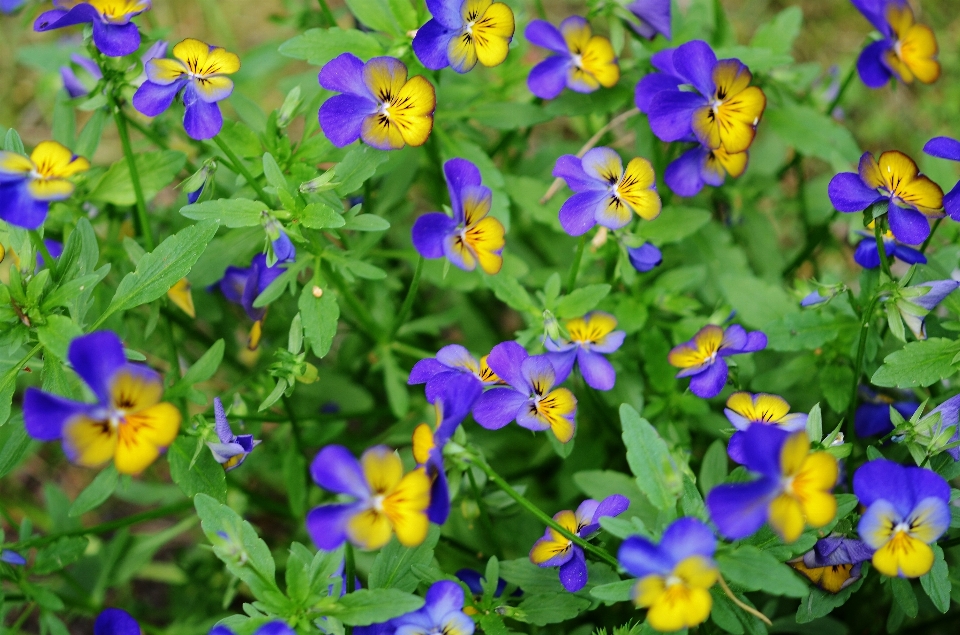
[
  {"left": 668, "top": 324, "right": 767, "bottom": 399},
  {"left": 408, "top": 344, "right": 501, "bottom": 405},
  {"left": 789, "top": 536, "right": 874, "bottom": 593},
  {"left": 23, "top": 331, "right": 181, "bottom": 475},
  {"left": 525, "top": 17, "right": 619, "bottom": 100},
  {"left": 545, "top": 312, "right": 625, "bottom": 391},
  {"left": 853, "top": 0, "right": 940, "bottom": 88},
  {"left": 413, "top": 0, "right": 515, "bottom": 73},
  {"left": 205, "top": 397, "right": 260, "bottom": 471},
  {"left": 34, "top": 0, "right": 150, "bottom": 57},
  {"left": 724, "top": 392, "right": 807, "bottom": 464},
  {"left": 0, "top": 140, "right": 89, "bottom": 229}
]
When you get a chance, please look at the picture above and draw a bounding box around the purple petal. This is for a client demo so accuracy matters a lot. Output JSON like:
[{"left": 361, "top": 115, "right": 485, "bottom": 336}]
[
  {"left": 628, "top": 243, "right": 663, "bottom": 272},
  {"left": 559, "top": 190, "right": 606, "bottom": 236},
  {"left": 592, "top": 330, "right": 626, "bottom": 354},
  {"left": 688, "top": 357, "right": 728, "bottom": 398},
  {"left": 853, "top": 237, "right": 883, "bottom": 269},
  {"left": 706, "top": 477, "right": 780, "bottom": 540},
  {"left": 520, "top": 355, "right": 556, "bottom": 393},
  {"left": 310, "top": 445, "right": 369, "bottom": 497},
  {"left": 559, "top": 548, "right": 588, "bottom": 592},
  {"left": 444, "top": 158, "right": 482, "bottom": 219},
  {"left": 23, "top": 388, "right": 89, "bottom": 441},
  {"left": 306, "top": 503, "right": 359, "bottom": 551},
  {"left": 627, "top": 0, "right": 671, "bottom": 40},
  {"left": 424, "top": 580, "right": 465, "bottom": 623},
  {"left": 472, "top": 388, "right": 527, "bottom": 429},
  {"left": 891, "top": 243, "right": 927, "bottom": 265},
  {"left": 546, "top": 349, "right": 577, "bottom": 385},
  {"left": 68, "top": 331, "right": 127, "bottom": 403},
  {"left": 33, "top": 5, "right": 96, "bottom": 31},
  {"left": 647, "top": 91, "right": 704, "bottom": 142},
  {"left": 527, "top": 55, "right": 570, "bottom": 100},
  {"left": 660, "top": 517, "right": 716, "bottom": 562},
  {"left": 426, "top": 452, "right": 450, "bottom": 524},
  {"left": 672, "top": 40, "right": 717, "bottom": 96},
  {"left": 857, "top": 40, "right": 893, "bottom": 89},
  {"left": 618, "top": 535, "right": 674, "bottom": 578},
  {"left": 945, "top": 185, "right": 960, "bottom": 222},
  {"left": 486, "top": 341, "right": 529, "bottom": 390},
  {"left": 254, "top": 623, "right": 295, "bottom": 635},
  {"left": 912, "top": 281, "right": 959, "bottom": 311},
  {"left": 553, "top": 155, "right": 602, "bottom": 193},
  {"left": 888, "top": 204, "right": 930, "bottom": 246},
  {"left": 852, "top": 459, "right": 916, "bottom": 517},
  {"left": 851, "top": 0, "right": 891, "bottom": 34},
  {"left": 412, "top": 212, "right": 457, "bottom": 259},
  {"left": 828, "top": 171, "right": 881, "bottom": 212},
  {"left": 408, "top": 358, "right": 448, "bottom": 385},
  {"left": 577, "top": 349, "right": 616, "bottom": 390},
  {"left": 91, "top": 20, "right": 141, "bottom": 58},
  {"left": 738, "top": 424, "right": 790, "bottom": 476},
  {"left": 664, "top": 146, "right": 707, "bottom": 197},
  {"left": 434, "top": 374, "right": 483, "bottom": 443},
  {"left": 726, "top": 430, "right": 748, "bottom": 464},
  {"left": 94, "top": 609, "right": 140, "bottom": 635},
  {"left": 213, "top": 396, "right": 232, "bottom": 442},
  {"left": 634, "top": 72, "right": 682, "bottom": 113},
  {"left": 524, "top": 20, "right": 568, "bottom": 54},
  {"left": 426, "top": 0, "right": 461, "bottom": 30},
  {"left": 413, "top": 19, "right": 455, "bottom": 70},
  {"left": 0, "top": 182, "right": 48, "bottom": 229},
  {"left": 219, "top": 265, "right": 249, "bottom": 304},
  {"left": 319, "top": 53, "right": 371, "bottom": 97},
  {"left": 183, "top": 94, "right": 223, "bottom": 140},
  {"left": 593, "top": 493, "right": 630, "bottom": 523},
  {"left": 741, "top": 331, "right": 767, "bottom": 353},
  {"left": 60, "top": 66, "right": 88, "bottom": 98},
  {"left": 855, "top": 403, "right": 896, "bottom": 437},
  {"left": 923, "top": 136, "right": 960, "bottom": 162},
  {"left": 132, "top": 80, "right": 182, "bottom": 117}
]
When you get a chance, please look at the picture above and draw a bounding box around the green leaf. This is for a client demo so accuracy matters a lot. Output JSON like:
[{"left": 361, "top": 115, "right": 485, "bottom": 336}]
[
  {"left": 515, "top": 594, "right": 592, "bottom": 625},
  {"left": 169, "top": 436, "right": 227, "bottom": 503},
  {"left": 342, "top": 215, "right": 391, "bottom": 231},
  {"left": 871, "top": 337, "right": 960, "bottom": 388},
  {"left": 717, "top": 545, "right": 810, "bottom": 598},
  {"left": 795, "top": 577, "right": 865, "bottom": 623},
  {"left": 765, "top": 104, "right": 861, "bottom": 170},
  {"left": 282, "top": 444, "right": 307, "bottom": 518},
  {"left": 278, "top": 27, "right": 384, "bottom": 65},
  {"left": 166, "top": 340, "right": 225, "bottom": 400},
  {"left": 31, "top": 536, "right": 89, "bottom": 574},
  {"left": 68, "top": 465, "right": 119, "bottom": 517},
  {"left": 890, "top": 577, "right": 918, "bottom": 618},
  {"left": 180, "top": 198, "right": 266, "bottom": 227},
  {"left": 88, "top": 151, "right": 187, "bottom": 205},
  {"left": 718, "top": 274, "right": 796, "bottom": 329},
  {"left": 555, "top": 284, "right": 611, "bottom": 319},
  {"left": 103, "top": 220, "right": 219, "bottom": 320},
  {"left": 919, "top": 545, "right": 951, "bottom": 613},
  {"left": 620, "top": 404, "right": 679, "bottom": 510},
  {"left": 36, "top": 315, "right": 83, "bottom": 360},
  {"left": 368, "top": 526, "right": 440, "bottom": 592},
  {"left": 639, "top": 207, "right": 711, "bottom": 245},
  {"left": 381, "top": 347, "right": 409, "bottom": 418},
  {"left": 334, "top": 145, "right": 389, "bottom": 196},
  {"left": 253, "top": 259, "right": 309, "bottom": 308},
  {"left": 342, "top": 0, "right": 412, "bottom": 35},
  {"left": 262, "top": 152, "right": 286, "bottom": 190},
  {"left": 298, "top": 202, "right": 345, "bottom": 229},
  {"left": 485, "top": 274, "right": 535, "bottom": 312},
  {"left": 590, "top": 579, "right": 634, "bottom": 603},
  {"left": 299, "top": 286, "right": 339, "bottom": 358},
  {"left": 698, "top": 439, "right": 728, "bottom": 497},
  {"left": 765, "top": 311, "right": 844, "bottom": 351},
  {"left": 75, "top": 108, "right": 108, "bottom": 159},
  {"left": 749, "top": 6, "right": 803, "bottom": 55},
  {"left": 333, "top": 589, "right": 425, "bottom": 626},
  {"left": 820, "top": 365, "right": 854, "bottom": 412},
  {"left": 0, "top": 420, "right": 31, "bottom": 479}
]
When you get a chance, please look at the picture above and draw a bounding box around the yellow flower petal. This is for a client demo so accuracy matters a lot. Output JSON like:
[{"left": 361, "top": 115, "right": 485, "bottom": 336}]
[
  {"left": 464, "top": 216, "right": 505, "bottom": 275},
  {"left": 347, "top": 508, "right": 394, "bottom": 550},
  {"left": 390, "top": 75, "right": 436, "bottom": 147},
  {"left": 110, "top": 368, "right": 164, "bottom": 413},
  {"left": 361, "top": 446, "right": 404, "bottom": 495},
  {"left": 30, "top": 141, "right": 89, "bottom": 179},
  {"left": 537, "top": 388, "right": 577, "bottom": 443},
  {"left": 473, "top": 2, "right": 514, "bottom": 67},
  {"left": 62, "top": 416, "right": 118, "bottom": 468},
  {"left": 27, "top": 178, "right": 75, "bottom": 201},
  {"left": 383, "top": 468, "right": 431, "bottom": 546},
  {"left": 779, "top": 431, "right": 810, "bottom": 477},
  {"left": 412, "top": 423, "right": 435, "bottom": 465},
  {"left": 114, "top": 403, "right": 181, "bottom": 474},
  {"left": 872, "top": 531, "right": 934, "bottom": 578},
  {"left": 768, "top": 493, "right": 805, "bottom": 543},
  {"left": 167, "top": 278, "right": 196, "bottom": 318},
  {"left": 580, "top": 36, "right": 619, "bottom": 88},
  {"left": 0, "top": 151, "right": 34, "bottom": 175}
]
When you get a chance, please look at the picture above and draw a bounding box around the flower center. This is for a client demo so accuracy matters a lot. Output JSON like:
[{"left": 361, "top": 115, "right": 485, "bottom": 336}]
[
  {"left": 371, "top": 494, "right": 386, "bottom": 512},
  {"left": 571, "top": 54, "right": 584, "bottom": 70},
  {"left": 665, "top": 574, "right": 683, "bottom": 588}
]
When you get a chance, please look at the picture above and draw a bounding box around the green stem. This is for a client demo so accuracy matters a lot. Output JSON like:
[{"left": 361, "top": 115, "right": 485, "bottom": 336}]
[
  {"left": 921, "top": 218, "right": 943, "bottom": 254},
  {"left": 388, "top": 256, "right": 424, "bottom": 342},
  {"left": 30, "top": 231, "right": 55, "bottom": 270},
  {"left": 345, "top": 543, "right": 356, "bottom": 593},
  {"left": 845, "top": 295, "right": 880, "bottom": 439},
  {"left": 391, "top": 341, "right": 438, "bottom": 360},
  {"left": 8, "top": 602, "right": 35, "bottom": 635},
  {"left": 825, "top": 62, "right": 857, "bottom": 116},
  {"left": 317, "top": 0, "right": 337, "bottom": 26},
  {"left": 323, "top": 262, "right": 380, "bottom": 338},
  {"left": 566, "top": 235, "right": 587, "bottom": 293},
  {"left": 875, "top": 222, "right": 894, "bottom": 280},
  {"left": 111, "top": 95, "right": 154, "bottom": 251},
  {"left": 282, "top": 395, "right": 305, "bottom": 456},
  {"left": 468, "top": 457, "right": 621, "bottom": 569},
  {"left": 6, "top": 500, "right": 192, "bottom": 550},
  {"left": 213, "top": 135, "right": 270, "bottom": 203},
  {"left": 125, "top": 115, "right": 198, "bottom": 173},
  {"left": 466, "top": 466, "right": 502, "bottom": 559}
]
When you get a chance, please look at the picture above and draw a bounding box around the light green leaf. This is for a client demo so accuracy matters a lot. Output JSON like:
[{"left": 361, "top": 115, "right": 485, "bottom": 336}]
[
  {"left": 299, "top": 202, "right": 345, "bottom": 229},
  {"left": 335, "top": 145, "right": 389, "bottom": 196},
  {"left": 278, "top": 27, "right": 384, "bottom": 65},
  {"left": 590, "top": 579, "right": 634, "bottom": 603},
  {"left": 332, "top": 589, "right": 425, "bottom": 626},
  {"left": 620, "top": 404, "right": 680, "bottom": 510},
  {"left": 343, "top": 215, "right": 390, "bottom": 231},
  {"left": 88, "top": 151, "right": 187, "bottom": 205},
  {"left": 555, "top": 284, "right": 611, "bottom": 319},
  {"left": 369, "top": 526, "right": 440, "bottom": 592},
  {"left": 36, "top": 315, "right": 83, "bottom": 360},
  {"left": 698, "top": 439, "right": 728, "bottom": 497},
  {"left": 299, "top": 285, "right": 339, "bottom": 358},
  {"left": 180, "top": 198, "right": 266, "bottom": 227},
  {"left": 750, "top": 6, "right": 803, "bottom": 54},
  {"left": 871, "top": 337, "right": 960, "bottom": 388},
  {"left": 485, "top": 274, "right": 535, "bottom": 312},
  {"left": 639, "top": 206, "right": 712, "bottom": 245},
  {"left": 765, "top": 104, "right": 861, "bottom": 170},
  {"left": 717, "top": 546, "right": 810, "bottom": 598},
  {"left": 68, "top": 465, "right": 119, "bottom": 517},
  {"left": 169, "top": 437, "right": 227, "bottom": 503},
  {"left": 166, "top": 340, "right": 225, "bottom": 400},
  {"left": 515, "top": 594, "right": 592, "bottom": 625}
]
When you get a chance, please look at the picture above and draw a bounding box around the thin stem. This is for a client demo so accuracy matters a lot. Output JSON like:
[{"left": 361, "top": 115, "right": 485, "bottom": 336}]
[
  {"left": 345, "top": 543, "right": 356, "bottom": 593},
  {"left": 717, "top": 574, "right": 772, "bottom": 626},
  {"left": 466, "top": 466, "right": 502, "bottom": 559},
  {"left": 467, "top": 457, "right": 621, "bottom": 569},
  {"left": 8, "top": 602, "right": 36, "bottom": 635},
  {"left": 30, "top": 231, "right": 55, "bottom": 270},
  {"left": 388, "top": 256, "right": 424, "bottom": 342},
  {"left": 875, "top": 222, "right": 894, "bottom": 280},
  {"left": 316, "top": 0, "right": 337, "bottom": 26},
  {"left": 391, "top": 341, "right": 439, "bottom": 360},
  {"left": 566, "top": 235, "right": 587, "bottom": 293},
  {"left": 845, "top": 295, "right": 880, "bottom": 439},
  {"left": 282, "top": 394, "right": 305, "bottom": 456},
  {"left": 213, "top": 135, "right": 270, "bottom": 203},
  {"left": 921, "top": 218, "right": 943, "bottom": 254},
  {"left": 825, "top": 63, "right": 857, "bottom": 116},
  {"left": 541, "top": 108, "right": 641, "bottom": 204},
  {"left": 111, "top": 95, "right": 154, "bottom": 250},
  {"left": 7, "top": 500, "right": 192, "bottom": 550}
]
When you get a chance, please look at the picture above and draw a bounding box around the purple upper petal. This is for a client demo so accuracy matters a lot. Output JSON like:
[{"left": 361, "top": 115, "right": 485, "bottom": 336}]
[
  {"left": 553, "top": 155, "right": 603, "bottom": 193},
  {"left": 672, "top": 40, "right": 717, "bottom": 96},
  {"left": 472, "top": 388, "right": 527, "bottom": 429},
  {"left": 412, "top": 212, "right": 457, "bottom": 259},
  {"left": 426, "top": 0, "right": 462, "bottom": 30},
  {"left": 738, "top": 424, "right": 790, "bottom": 477},
  {"left": 706, "top": 476, "right": 780, "bottom": 540},
  {"left": 635, "top": 72, "right": 683, "bottom": 113},
  {"left": 423, "top": 580, "right": 466, "bottom": 623},
  {"left": 852, "top": 459, "right": 949, "bottom": 519},
  {"left": 828, "top": 171, "right": 882, "bottom": 212},
  {"left": 851, "top": 0, "right": 893, "bottom": 35},
  {"left": 486, "top": 341, "right": 529, "bottom": 390},
  {"left": 618, "top": 536, "right": 674, "bottom": 578},
  {"left": 34, "top": 5, "right": 98, "bottom": 32},
  {"left": 319, "top": 53, "right": 371, "bottom": 97},
  {"left": 310, "top": 445, "right": 369, "bottom": 498},
  {"left": 132, "top": 80, "right": 183, "bottom": 117},
  {"left": 444, "top": 158, "right": 482, "bottom": 221},
  {"left": 923, "top": 136, "right": 960, "bottom": 162},
  {"left": 413, "top": 19, "right": 455, "bottom": 71},
  {"left": 857, "top": 40, "right": 893, "bottom": 89},
  {"left": 647, "top": 91, "right": 704, "bottom": 142},
  {"left": 68, "top": 331, "right": 127, "bottom": 404},
  {"left": 527, "top": 55, "right": 571, "bottom": 100},
  {"left": 659, "top": 517, "right": 716, "bottom": 563},
  {"left": 94, "top": 609, "right": 140, "bottom": 635},
  {"left": 524, "top": 20, "right": 569, "bottom": 54}
]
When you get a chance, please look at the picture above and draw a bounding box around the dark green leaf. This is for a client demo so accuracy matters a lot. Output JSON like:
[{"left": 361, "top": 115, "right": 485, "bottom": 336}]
[
  {"left": 88, "top": 151, "right": 187, "bottom": 205},
  {"left": 717, "top": 545, "right": 810, "bottom": 598},
  {"left": 299, "top": 286, "right": 339, "bottom": 358},
  {"left": 68, "top": 464, "right": 119, "bottom": 517},
  {"left": 621, "top": 404, "right": 680, "bottom": 510},
  {"left": 180, "top": 198, "right": 266, "bottom": 227},
  {"left": 871, "top": 337, "right": 960, "bottom": 388},
  {"left": 919, "top": 545, "right": 951, "bottom": 613},
  {"left": 169, "top": 437, "right": 227, "bottom": 503},
  {"left": 333, "top": 589, "right": 425, "bottom": 626}
]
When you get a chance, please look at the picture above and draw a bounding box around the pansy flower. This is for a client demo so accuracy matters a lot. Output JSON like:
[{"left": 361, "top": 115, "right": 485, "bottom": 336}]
[
  {"left": 627, "top": 242, "right": 662, "bottom": 272},
  {"left": 218, "top": 253, "right": 286, "bottom": 348},
  {"left": 553, "top": 147, "right": 661, "bottom": 236},
  {"left": 853, "top": 0, "right": 939, "bottom": 88},
  {"left": 789, "top": 536, "right": 873, "bottom": 593},
  {"left": 888, "top": 279, "right": 959, "bottom": 340},
  {"left": 307, "top": 444, "right": 431, "bottom": 551},
  {"left": 828, "top": 150, "right": 944, "bottom": 245},
  {"left": 413, "top": 0, "right": 515, "bottom": 73},
  {"left": 529, "top": 495, "right": 628, "bottom": 592},
  {"left": 409, "top": 344, "right": 501, "bottom": 405},
  {"left": 133, "top": 38, "right": 241, "bottom": 140},
  {"left": 644, "top": 40, "right": 766, "bottom": 154},
  {"left": 34, "top": 1, "right": 151, "bottom": 58},
  {"left": 618, "top": 518, "right": 717, "bottom": 632},
  {"left": 94, "top": 608, "right": 140, "bottom": 635},
  {"left": 853, "top": 226, "right": 926, "bottom": 269},
  {"left": 855, "top": 389, "right": 919, "bottom": 437},
  {"left": 706, "top": 426, "right": 838, "bottom": 543},
  {"left": 0, "top": 550, "right": 26, "bottom": 566},
  {"left": 472, "top": 341, "right": 578, "bottom": 443},
  {"left": 922, "top": 136, "right": 960, "bottom": 221},
  {"left": 263, "top": 213, "right": 296, "bottom": 263},
  {"left": 318, "top": 54, "right": 436, "bottom": 150},
  {"left": 724, "top": 392, "right": 807, "bottom": 464},
  {"left": 411, "top": 158, "right": 505, "bottom": 274},
  {"left": 206, "top": 397, "right": 260, "bottom": 471},
  {"left": 456, "top": 568, "right": 518, "bottom": 603},
  {"left": 854, "top": 459, "right": 949, "bottom": 577},
  {"left": 412, "top": 377, "right": 482, "bottom": 524},
  {"left": 545, "top": 312, "right": 625, "bottom": 391},
  {"left": 61, "top": 41, "right": 168, "bottom": 99},
  {"left": 390, "top": 581, "right": 475, "bottom": 635},
  {"left": 525, "top": 17, "right": 619, "bottom": 100},
  {"left": 23, "top": 331, "right": 181, "bottom": 475},
  {"left": 668, "top": 324, "right": 767, "bottom": 399},
  {"left": 625, "top": 0, "right": 671, "bottom": 40},
  {"left": 0, "top": 140, "right": 90, "bottom": 229},
  {"left": 664, "top": 142, "right": 748, "bottom": 197}
]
